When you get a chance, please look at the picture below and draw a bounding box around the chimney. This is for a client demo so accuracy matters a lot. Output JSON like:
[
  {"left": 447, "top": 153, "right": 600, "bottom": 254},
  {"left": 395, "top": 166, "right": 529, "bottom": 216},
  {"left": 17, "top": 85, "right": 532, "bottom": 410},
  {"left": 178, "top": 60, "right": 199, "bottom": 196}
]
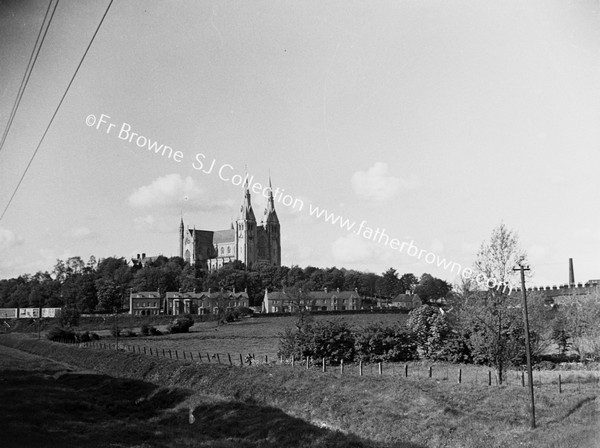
[
  {"left": 324, "top": 287, "right": 328, "bottom": 293},
  {"left": 336, "top": 287, "right": 340, "bottom": 293},
  {"left": 569, "top": 258, "right": 575, "bottom": 286},
  {"left": 142, "top": 253, "right": 146, "bottom": 259},
  {"left": 137, "top": 254, "right": 140, "bottom": 260}
]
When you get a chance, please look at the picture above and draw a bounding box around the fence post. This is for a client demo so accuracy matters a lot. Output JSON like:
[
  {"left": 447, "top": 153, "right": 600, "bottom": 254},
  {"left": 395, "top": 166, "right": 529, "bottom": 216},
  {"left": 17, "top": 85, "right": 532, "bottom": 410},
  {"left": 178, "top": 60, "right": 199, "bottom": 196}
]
[
  {"left": 292, "top": 356, "right": 295, "bottom": 368},
  {"left": 522, "top": 371, "right": 525, "bottom": 387},
  {"left": 175, "top": 350, "right": 179, "bottom": 360},
  {"left": 306, "top": 357, "right": 310, "bottom": 370},
  {"left": 458, "top": 369, "right": 462, "bottom": 384},
  {"left": 378, "top": 362, "right": 382, "bottom": 376},
  {"left": 265, "top": 355, "right": 268, "bottom": 364},
  {"left": 359, "top": 361, "right": 363, "bottom": 377},
  {"left": 558, "top": 374, "right": 562, "bottom": 394},
  {"left": 340, "top": 359, "right": 344, "bottom": 375},
  {"left": 150, "top": 348, "right": 153, "bottom": 356},
  {"left": 216, "top": 353, "right": 221, "bottom": 364},
  {"left": 169, "top": 349, "right": 172, "bottom": 359},
  {"left": 144, "top": 347, "right": 147, "bottom": 355},
  {"left": 429, "top": 366, "right": 432, "bottom": 378},
  {"left": 228, "top": 353, "right": 232, "bottom": 366},
  {"left": 190, "top": 352, "right": 193, "bottom": 360},
  {"left": 488, "top": 371, "right": 492, "bottom": 386},
  {"left": 163, "top": 349, "right": 165, "bottom": 357},
  {"left": 405, "top": 364, "right": 408, "bottom": 377},
  {"left": 183, "top": 351, "right": 186, "bottom": 360},
  {"left": 239, "top": 353, "right": 244, "bottom": 366},
  {"left": 207, "top": 352, "right": 211, "bottom": 363},
  {"left": 322, "top": 358, "right": 326, "bottom": 373}
]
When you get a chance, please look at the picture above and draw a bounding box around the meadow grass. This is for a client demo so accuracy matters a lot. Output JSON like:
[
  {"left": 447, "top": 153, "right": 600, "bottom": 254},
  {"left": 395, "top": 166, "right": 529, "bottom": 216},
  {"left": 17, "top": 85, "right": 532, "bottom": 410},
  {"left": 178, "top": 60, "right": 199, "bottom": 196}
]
[{"left": 1, "top": 334, "right": 599, "bottom": 448}]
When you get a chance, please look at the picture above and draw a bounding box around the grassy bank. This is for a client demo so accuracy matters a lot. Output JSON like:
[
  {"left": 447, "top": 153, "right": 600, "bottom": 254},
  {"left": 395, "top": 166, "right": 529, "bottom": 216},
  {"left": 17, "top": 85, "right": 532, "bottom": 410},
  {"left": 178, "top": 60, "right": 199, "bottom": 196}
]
[{"left": 1, "top": 334, "right": 598, "bottom": 448}]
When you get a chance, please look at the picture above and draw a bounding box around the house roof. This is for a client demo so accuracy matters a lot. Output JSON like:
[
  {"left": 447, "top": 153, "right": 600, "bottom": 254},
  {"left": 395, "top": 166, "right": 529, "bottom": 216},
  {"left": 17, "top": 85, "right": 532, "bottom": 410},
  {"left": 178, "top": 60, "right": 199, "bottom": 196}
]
[
  {"left": 392, "top": 293, "right": 421, "bottom": 303},
  {"left": 213, "top": 229, "right": 235, "bottom": 244},
  {"left": 131, "top": 291, "right": 161, "bottom": 299},
  {"left": 265, "top": 290, "right": 360, "bottom": 301},
  {"left": 165, "top": 290, "right": 248, "bottom": 300}
]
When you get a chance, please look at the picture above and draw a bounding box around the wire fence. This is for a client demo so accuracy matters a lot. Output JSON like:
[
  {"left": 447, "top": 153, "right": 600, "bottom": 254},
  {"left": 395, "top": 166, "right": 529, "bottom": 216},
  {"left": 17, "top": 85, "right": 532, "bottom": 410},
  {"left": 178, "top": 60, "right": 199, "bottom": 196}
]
[{"left": 54, "top": 338, "right": 600, "bottom": 395}]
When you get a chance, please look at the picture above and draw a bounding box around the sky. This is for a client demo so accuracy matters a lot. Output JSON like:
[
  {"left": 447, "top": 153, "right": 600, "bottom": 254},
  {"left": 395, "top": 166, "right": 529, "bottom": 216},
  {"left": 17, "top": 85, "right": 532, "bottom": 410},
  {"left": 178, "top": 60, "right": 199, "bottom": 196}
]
[{"left": 0, "top": 0, "right": 599, "bottom": 288}]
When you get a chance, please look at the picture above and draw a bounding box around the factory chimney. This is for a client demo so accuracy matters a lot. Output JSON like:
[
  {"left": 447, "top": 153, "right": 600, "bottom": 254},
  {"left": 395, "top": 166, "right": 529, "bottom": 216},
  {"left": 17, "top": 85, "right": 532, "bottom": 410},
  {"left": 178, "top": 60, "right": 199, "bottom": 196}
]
[{"left": 569, "top": 258, "right": 575, "bottom": 286}]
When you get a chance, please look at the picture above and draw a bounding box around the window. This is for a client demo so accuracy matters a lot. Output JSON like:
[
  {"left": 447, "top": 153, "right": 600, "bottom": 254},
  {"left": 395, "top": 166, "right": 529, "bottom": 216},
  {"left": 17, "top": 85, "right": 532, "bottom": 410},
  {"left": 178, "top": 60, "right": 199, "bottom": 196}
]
[{"left": 227, "top": 246, "right": 231, "bottom": 254}]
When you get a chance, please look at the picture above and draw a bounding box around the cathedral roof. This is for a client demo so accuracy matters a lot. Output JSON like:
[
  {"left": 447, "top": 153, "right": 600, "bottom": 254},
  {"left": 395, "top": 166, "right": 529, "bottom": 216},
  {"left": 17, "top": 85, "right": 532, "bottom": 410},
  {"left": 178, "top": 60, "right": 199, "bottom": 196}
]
[{"left": 213, "top": 229, "right": 235, "bottom": 244}]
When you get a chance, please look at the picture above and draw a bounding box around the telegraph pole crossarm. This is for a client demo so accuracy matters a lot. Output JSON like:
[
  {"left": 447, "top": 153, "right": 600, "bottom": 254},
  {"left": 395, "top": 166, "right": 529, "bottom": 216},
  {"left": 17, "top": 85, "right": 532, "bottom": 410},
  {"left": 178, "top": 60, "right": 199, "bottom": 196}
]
[{"left": 513, "top": 264, "right": 535, "bottom": 429}]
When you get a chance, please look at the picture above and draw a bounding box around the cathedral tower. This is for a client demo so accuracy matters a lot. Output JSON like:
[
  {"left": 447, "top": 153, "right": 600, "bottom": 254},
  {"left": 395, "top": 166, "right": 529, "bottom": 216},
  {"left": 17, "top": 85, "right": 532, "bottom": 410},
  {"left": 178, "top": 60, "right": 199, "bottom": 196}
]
[
  {"left": 236, "top": 180, "right": 257, "bottom": 268},
  {"left": 264, "top": 176, "right": 281, "bottom": 266}
]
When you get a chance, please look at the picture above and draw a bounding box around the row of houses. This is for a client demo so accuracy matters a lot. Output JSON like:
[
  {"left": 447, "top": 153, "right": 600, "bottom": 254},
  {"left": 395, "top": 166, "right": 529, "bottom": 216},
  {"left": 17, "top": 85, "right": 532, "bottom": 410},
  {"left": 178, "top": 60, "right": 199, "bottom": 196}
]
[
  {"left": 129, "top": 289, "right": 250, "bottom": 316},
  {"left": 130, "top": 287, "right": 423, "bottom": 316}
]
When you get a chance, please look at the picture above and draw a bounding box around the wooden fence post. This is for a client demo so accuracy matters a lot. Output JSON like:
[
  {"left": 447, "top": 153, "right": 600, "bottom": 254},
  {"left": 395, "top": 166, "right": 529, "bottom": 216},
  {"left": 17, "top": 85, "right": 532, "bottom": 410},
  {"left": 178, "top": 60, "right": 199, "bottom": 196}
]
[
  {"left": 458, "top": 369, "right": 462, "bottom": 384},
  {"left": 340, "top": 359, "right": 344, "bottom": 375},
  {"left": 429, "top": 366, "right": 432, "bottom": 378},
  {"left": 162, "top": 349, "right": 165, "bottom": 357},
  {"left": 144, "top": 347, "right": 147, "bottom": 355},
  {"left": 175, "top": 350, "right": 179, "bottom": 360},
  {"left": 228, "top": 353, "right": 232, "bottom": 366},
  {"left": 306, "top": 357, "right": 310, "bottom": 370},
  {"left": 207, "top": 352, "right": 211, "bottom": 363},
  {"left": 521, "top": 371, "right": 525, "bottom": 387},
  {"left": 405, "top": 364, "right": 408, "bottom": 377},
  {"left": 216, "top": 353, "right": 221, "bottom": 364},
  {"left": 359, "top": 361, "right": 363, "bottom": 377},
  {"left": 183, "top": 351, "right": 187, "bottom": 360},
  {"left": 265, "top": 355, "right": 268, "bottom": 364},
  {"left": 169, "top": 349, "right": 172, "bottom": 359},
  {"left": 292, "top": 356, "right": 295, "bottom": 368},
  {"left": 488, "top": 371, "right": 491, "bottom": 386},
  {"left": 378, "top": 362, "right": 382, "bottom": 376},
  {"left": 322, "top": 358, "right": 326, "bottom": 373},
  {"left": 558, "top": 374, "right": 562, "bottom": 394},
  {"left": 239, "top": 353, "right": 243, "bottom": 366}
]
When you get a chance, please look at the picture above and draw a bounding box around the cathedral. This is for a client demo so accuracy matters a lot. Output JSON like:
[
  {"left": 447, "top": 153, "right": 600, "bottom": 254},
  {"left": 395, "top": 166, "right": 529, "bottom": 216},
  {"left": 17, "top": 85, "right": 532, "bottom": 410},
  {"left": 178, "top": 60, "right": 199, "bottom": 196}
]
[{"left": 179, "top": 178, "right": 281, "bottom": 271}]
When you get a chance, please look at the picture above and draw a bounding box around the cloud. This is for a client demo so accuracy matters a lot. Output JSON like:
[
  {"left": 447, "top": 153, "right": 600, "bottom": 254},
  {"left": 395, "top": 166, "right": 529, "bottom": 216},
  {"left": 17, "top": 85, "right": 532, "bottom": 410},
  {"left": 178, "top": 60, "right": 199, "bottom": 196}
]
[
  {"left": 69, "top": 227, "right": 93, "bottom": 240},
  {"left": 331, "top": 233, "right": 374, "bottom": 263},
  {"left": 128, "top": 173, "right": 235, "bottom": 212},
  {"left": 351, "top": 162, "right": 419, "bottom": 203},
  {"left": 0, "top": 227, "right": 24, "bottom": 250},
  {"left": 128, "top": 173, "right": 204, "bottom": 209}
]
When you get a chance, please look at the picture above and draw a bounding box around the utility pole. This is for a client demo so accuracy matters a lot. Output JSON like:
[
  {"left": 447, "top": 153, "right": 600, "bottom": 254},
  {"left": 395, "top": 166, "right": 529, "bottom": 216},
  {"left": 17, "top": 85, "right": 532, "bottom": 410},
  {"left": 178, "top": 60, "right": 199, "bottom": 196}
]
[
  {"left": 513, "top": 264, "right": 535, "bottom": 429},
  {"left": 114, "top": 306, "right": 118, "bottom": 350}
]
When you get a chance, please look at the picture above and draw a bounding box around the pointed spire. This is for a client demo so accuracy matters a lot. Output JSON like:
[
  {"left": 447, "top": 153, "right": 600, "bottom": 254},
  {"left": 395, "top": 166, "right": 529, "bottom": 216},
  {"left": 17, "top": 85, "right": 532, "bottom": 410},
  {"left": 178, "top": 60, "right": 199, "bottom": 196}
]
[
  {"left": 239, "top": 166, "right": 255, "bottom": 221},
  {"left": 264, "top": 173, "right": 279, "bottom": 224}
]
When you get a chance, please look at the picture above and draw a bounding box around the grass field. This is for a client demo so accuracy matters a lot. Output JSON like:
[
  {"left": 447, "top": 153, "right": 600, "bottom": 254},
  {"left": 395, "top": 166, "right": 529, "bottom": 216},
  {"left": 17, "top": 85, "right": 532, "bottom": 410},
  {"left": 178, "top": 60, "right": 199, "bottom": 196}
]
[{"left": 1, "top": 334, "right": 599, "bottom": 448}]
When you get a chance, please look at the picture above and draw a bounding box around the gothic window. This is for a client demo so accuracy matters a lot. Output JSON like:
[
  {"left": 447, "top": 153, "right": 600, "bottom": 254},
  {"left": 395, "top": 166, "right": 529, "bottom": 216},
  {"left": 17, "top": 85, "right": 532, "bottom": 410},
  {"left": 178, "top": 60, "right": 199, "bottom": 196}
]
[
  {"left": 220, "top": 247, "right": 224, "bottom": 255},
  {"left": 227, "top": 246, "right": 231, "bottom": 254},
  {"left": 184, "top": 249, "right": 191, "bottom": 263}
]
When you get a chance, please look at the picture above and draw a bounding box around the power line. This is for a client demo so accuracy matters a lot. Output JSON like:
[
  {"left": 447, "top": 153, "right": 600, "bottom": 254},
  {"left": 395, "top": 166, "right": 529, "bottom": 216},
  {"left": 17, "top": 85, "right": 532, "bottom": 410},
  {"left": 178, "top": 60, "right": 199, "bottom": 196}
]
[
  {"left": 0, "top": 0, "right": 115, "bottom": 223},
  {"left": 0, "top": 0, "right": 59, "bottom": 154}
]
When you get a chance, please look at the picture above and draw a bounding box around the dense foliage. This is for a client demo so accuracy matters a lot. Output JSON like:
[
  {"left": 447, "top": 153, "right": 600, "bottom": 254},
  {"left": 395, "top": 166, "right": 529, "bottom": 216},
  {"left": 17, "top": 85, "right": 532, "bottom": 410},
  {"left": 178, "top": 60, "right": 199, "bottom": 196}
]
[
  {"left": 167, "top": 314, "right": 195, "bottom": 334},
  {"left": 0, "top": 254, "right": 439, "bottom": 312}
]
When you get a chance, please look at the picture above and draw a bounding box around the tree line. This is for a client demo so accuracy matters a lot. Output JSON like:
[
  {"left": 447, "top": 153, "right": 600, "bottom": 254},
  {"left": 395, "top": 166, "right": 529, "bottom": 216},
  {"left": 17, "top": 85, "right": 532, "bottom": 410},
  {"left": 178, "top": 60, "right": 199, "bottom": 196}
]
[{"left": 0, "top": 254, "right": 451, "bottom": 313}]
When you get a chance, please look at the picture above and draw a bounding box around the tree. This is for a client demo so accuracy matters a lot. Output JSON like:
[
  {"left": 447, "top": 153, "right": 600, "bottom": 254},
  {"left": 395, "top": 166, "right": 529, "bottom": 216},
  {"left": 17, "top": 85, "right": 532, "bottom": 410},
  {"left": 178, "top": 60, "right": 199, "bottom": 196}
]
[
  {"left": 455, "top": 223, "right": 530, "bottom": 384},
  {"left": 398, "top": 273, "right": 418, "bottom": 294},
  {"left": 95, "top": 279, "right": 122, "bottom": 312},
  {"left": 414, "top": 273, "right": 451, "bottom": 304},
  {"left": 377, "top": 268, "right": 400, "bottom": 300}
]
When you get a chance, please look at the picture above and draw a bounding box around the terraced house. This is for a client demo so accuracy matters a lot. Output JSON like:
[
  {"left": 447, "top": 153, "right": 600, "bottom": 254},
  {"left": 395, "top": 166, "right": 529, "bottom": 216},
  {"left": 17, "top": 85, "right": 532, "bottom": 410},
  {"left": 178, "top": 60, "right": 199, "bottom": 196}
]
[{"left": 262, "top": 288, "right": 362, "bottom": 313}]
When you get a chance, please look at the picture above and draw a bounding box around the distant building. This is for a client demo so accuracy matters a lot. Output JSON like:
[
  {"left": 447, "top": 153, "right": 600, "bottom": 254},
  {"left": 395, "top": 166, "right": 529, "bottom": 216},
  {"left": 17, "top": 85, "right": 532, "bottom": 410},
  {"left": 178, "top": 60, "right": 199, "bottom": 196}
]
[
  {"left": 262, "top": 288, "right": 362, "bottom": 313},
  {"left": 384, "top": 293, "right": 422, "bottom": 310},
  {"left": 129, "top": 253, "right": 160, "bottom": 268},
  {"left": 129, "top": 291, "right": 162, "bottom": 315},
  {"left": 166, "top": 289, "right": 249, "bottom": 315},
  {"left": 179, "top": 178, "right": 281, "bottom": 271}
]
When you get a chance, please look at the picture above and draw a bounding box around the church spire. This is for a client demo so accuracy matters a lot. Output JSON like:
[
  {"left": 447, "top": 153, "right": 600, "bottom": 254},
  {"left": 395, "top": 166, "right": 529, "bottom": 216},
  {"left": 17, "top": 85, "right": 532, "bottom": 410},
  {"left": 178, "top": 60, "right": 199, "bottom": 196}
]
[
  {"left": 239, "top": 173, "right": 256, "bottom": 221},
  {"left": 264, "top": 174, "right": 279, "bottom": 224}
]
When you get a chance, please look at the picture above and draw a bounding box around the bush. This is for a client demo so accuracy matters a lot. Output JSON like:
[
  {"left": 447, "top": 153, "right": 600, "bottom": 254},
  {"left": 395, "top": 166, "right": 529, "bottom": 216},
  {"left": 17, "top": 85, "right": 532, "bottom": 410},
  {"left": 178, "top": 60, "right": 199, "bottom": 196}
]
[
  {"left": 47, "top": 326, "right": 77, "bottom": 342},
  {"left": 354, "top": 323, "right": 417, "bottom": 363},
  {"left": 278, "top": 320, "right": 356, "bottom": 364},
  {"left": 77, "top": 331, "right": 100, "bottom": 343},
  {"left": 168, "top": 314, "right": 194, "bottom": 334},
  {"left": 406, "top": 305, "right": 452, "bottom": 360},
  {"left": 149, "top": 326, "right": 162, "bottom": 336},
  {"left": 121, "top": 328, "right": 137, "bottom": 337},
  {"left": 141, "top": 323, "right": 151, "bottom": 336}
]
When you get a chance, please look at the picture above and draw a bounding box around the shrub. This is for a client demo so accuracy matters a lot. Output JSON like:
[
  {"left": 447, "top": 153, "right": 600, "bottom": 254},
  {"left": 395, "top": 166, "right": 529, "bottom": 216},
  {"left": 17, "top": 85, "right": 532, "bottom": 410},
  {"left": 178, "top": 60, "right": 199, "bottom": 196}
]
[
  {"left": 77, "top": 331, "right": 100, "bottom": 342},
  {"left": 406, "top": 305, "right": 452, "bottom": 360},
  {"left": 121, "top": 328, "right": 137, "bottom": 337},
  {"left": 149, "top": 326, "right": 162, "bottom": 336},
  {"left": 168, "top": 314, "right": 194, "bottom": 334},
  {"left": 47, "top": 326, "right": 76, "bottom": 342},
  {"left": 354, "top": 323, "right": 417, "bottom": 363},
  {"left": 141, "top": 323, "right": 151, "bottom": 336},
  {"left": 278, "top": 320, "right": 355, "bottom": 364}
]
